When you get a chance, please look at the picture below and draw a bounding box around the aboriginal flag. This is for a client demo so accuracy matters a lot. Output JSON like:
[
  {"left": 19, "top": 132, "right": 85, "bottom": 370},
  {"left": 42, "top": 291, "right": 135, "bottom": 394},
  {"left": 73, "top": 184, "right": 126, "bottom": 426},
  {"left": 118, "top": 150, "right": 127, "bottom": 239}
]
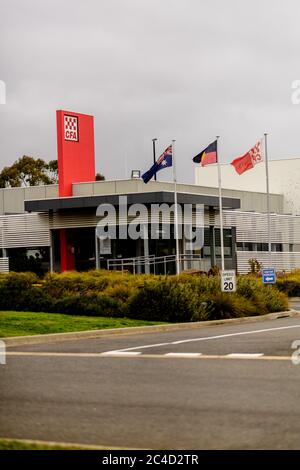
[{"left": 193, "top": 140, "right": 218, "bottom": 166}]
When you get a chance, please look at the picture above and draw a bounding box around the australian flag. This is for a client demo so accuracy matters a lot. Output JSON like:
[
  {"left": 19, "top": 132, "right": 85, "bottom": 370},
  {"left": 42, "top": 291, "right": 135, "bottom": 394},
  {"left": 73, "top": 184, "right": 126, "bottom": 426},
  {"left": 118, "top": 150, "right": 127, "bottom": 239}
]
[{"left": 142, "top": 145, "right": 173, "bottom": 183}]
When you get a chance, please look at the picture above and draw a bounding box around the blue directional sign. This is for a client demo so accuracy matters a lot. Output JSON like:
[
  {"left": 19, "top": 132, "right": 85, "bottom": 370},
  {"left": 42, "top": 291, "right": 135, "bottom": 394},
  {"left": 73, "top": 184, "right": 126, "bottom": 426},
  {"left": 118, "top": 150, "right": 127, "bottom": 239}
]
[{"left": 262, "top": 268, "right": 276, "bottom": 284}]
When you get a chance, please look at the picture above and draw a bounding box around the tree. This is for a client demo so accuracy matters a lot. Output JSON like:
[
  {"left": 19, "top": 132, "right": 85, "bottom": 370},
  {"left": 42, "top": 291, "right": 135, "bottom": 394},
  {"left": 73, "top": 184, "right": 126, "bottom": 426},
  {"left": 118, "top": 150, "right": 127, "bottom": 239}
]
[
  {"left": 248, "top": 258, "right": 262, "bottom": 275},
  {"left": 95, "top": 172, "right": 105, "bottom": 181},
  {"left": 0, "top": 155, "right": 57, "bottom": 188},
  {"left": 0, "top": 155, "right": 105, "bottom": 188},
  {"left": 47, "top": 159, "right": 58, "bottom": 184}
]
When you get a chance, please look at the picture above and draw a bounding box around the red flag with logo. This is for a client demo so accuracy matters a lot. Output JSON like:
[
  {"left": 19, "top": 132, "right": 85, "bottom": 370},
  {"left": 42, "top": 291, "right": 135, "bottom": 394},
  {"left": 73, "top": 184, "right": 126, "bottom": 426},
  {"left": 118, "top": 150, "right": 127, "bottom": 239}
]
[{"left": 231, "top": 140, "right": 263, "bottom": 175}]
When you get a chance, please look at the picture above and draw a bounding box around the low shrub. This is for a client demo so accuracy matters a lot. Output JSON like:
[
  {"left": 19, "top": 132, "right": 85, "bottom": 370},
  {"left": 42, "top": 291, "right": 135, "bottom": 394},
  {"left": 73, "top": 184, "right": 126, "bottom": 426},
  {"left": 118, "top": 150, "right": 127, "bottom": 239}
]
[
  {"left": 43, "top": 271, "right": 111, "bottom": 297},
  {"left": 257, "top": 287, "right": 288, "bottom": 312},
  {"left": 0, "top": 270, "right": 289, "bottom": 321},
  {"left": 53, "top": 293, "right": 123, "bottom": 317},
  {"left": 237, "top": 276, "right": 262, "bottom": 299},
  {"left": 22, "top": 288, "right": 55, "bottom": 313},
  {"left": 201, "top": 292, "right": 257, "bottom": 320},
  {"left": 178, "top": 273, "right": 220, "bottom": 293},
  {"left": 127, "top": 278, "right": 202, "bottom": 322},
  {"left": 0, "top": 272, "right": 38, "bottom": 310},
  {"left": 103, "top": 283, "right": 138, "bottom": 304},
  {"left": 277, "top": 278, "right": 300, "bottom": 297}
]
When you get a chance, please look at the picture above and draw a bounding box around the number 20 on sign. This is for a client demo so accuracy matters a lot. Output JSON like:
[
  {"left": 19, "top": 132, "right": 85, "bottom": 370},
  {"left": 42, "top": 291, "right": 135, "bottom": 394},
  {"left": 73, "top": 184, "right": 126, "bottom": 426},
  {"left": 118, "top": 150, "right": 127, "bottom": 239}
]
[{"left": 221, "top": 270, "right": 236, "bottom": 293}]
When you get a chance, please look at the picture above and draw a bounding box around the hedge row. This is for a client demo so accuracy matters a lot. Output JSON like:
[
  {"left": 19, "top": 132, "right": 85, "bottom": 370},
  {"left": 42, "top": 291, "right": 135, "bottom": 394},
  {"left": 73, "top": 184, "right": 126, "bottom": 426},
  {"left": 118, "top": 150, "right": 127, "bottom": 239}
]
[
  {"left": 0, "top": 270, "right": 288, "bottom": 322},
  {"left": 276, "top": 270, "right": 300, "bottom": 296}
]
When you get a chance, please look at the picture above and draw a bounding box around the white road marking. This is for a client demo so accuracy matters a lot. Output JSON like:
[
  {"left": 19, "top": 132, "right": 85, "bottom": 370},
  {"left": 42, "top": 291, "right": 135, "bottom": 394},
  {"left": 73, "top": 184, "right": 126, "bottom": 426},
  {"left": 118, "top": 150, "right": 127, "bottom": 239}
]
[
  {"left": 5, "top": 351, "right": 292, "bottom": 361},
  {"left": 226, "top": 353, "right": 264, "bottom": 358},
  {"left": 108, "top": 342, "right": 171, "bottom": 353},
  {"left": 6, "top": 352, "right": 103, "bottom": 357},
  {"left": 164, "top": 352, "right": 202, "bottom": 358},
  {"left": 109, "top": 323, "right": 300, "bottom": 354},
  {"left": 100, "top": 351, "right": 141, "bottom": 357}
]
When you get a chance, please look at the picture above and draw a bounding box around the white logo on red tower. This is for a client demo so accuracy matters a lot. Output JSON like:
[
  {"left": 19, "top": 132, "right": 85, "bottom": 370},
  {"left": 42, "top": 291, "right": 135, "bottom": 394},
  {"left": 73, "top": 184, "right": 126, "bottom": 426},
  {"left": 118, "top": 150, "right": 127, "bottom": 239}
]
[{"left": 64, "top": 115, "right": 78, "bottom": 141}]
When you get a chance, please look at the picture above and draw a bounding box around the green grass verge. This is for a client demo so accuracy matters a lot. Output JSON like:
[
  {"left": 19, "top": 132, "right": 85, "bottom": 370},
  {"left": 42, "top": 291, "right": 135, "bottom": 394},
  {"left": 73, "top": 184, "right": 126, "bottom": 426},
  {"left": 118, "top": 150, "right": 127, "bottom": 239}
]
[
  {"left": 0, "top": 438, "right": 117, "bottom": 450},
  {"left": 0, "top": 438, "right": 89, "bottom": 450},
  {"left": 0, "top": 311, "right": 166, "bottom": 338}
]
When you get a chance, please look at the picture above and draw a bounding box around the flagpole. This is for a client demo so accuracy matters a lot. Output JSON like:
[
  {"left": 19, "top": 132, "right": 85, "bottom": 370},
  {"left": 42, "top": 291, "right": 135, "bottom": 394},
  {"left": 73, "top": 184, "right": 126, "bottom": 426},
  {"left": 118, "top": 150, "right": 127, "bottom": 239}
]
[
  {"left": 172, "top": 139, "right": 180, "bottom": 275},
  {"left": 216, "top": 136, "right": 225, "bottom": 271},
  {"left": 264, "top": 133, "right": 272, "bottom": 265}
]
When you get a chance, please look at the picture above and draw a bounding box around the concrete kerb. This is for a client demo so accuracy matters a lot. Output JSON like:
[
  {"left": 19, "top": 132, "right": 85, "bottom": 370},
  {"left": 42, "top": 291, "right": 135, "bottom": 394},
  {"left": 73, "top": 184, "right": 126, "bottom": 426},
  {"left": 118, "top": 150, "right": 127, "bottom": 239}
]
[{"left": 2, "top": 310, "right": 300, "bottom": 348}]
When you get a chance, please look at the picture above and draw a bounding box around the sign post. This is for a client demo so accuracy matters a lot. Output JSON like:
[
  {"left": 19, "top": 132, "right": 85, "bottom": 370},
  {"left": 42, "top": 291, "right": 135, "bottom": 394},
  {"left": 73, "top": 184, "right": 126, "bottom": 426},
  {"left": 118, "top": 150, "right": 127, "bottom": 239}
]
[
  {"left": 221, "top": 270, "right": 236, "bottom": 293},
  {"left": 262, "top": 268, "right": 276, "bottom": 284}
]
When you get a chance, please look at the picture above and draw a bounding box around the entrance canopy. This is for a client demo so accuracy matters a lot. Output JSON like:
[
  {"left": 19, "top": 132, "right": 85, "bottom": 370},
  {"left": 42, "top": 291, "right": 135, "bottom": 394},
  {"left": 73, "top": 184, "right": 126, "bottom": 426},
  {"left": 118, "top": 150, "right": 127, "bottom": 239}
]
[{"left": 25, "top": 191, "right": 240, "bottom": 212}]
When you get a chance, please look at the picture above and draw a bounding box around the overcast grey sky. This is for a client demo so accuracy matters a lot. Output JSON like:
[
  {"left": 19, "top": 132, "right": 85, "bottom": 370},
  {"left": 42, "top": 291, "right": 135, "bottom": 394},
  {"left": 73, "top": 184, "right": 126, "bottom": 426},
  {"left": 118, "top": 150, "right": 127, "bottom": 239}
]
[{"left": 1, "top": 0, "right": 300, "bottom": 183}]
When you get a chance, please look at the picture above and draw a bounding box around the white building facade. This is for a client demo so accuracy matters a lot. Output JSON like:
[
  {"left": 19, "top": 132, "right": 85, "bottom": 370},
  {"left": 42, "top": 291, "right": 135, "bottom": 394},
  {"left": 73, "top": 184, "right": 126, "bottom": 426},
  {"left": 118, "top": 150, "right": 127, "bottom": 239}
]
[{"left": 195, "top": 158, "right": 300, "bottom": 272}]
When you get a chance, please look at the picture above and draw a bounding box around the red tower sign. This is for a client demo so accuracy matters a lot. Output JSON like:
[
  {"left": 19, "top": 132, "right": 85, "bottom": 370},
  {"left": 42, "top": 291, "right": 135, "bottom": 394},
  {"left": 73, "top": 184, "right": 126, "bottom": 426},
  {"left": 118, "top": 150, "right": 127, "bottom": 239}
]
[
  {"left": 56, "top": 110, "right": 95, "bottom": 197},
  {"left": 56, "top": 110, "right": 96, "bottom": 271}
]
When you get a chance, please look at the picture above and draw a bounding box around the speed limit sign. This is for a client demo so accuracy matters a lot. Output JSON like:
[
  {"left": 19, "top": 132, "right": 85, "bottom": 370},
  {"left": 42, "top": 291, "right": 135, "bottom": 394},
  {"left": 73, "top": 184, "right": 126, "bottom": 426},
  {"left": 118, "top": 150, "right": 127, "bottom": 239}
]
[{"left": 221, "top": 270, "right": 236, "bottom": 292}]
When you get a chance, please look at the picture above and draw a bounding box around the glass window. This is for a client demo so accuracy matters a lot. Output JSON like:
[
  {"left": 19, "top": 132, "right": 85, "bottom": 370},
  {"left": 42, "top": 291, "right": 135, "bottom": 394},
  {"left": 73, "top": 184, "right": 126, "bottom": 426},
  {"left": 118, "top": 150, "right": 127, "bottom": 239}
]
[
  {"left": 256, "top": 243, "right": 268, "bottom": 251},
  {"left": 214, "top": 228, "right": 232, "bottom": 257},
  {"left": 244, "top": 243, "right": 254, "bottom": 251},
  {"left": 271, "top": 243, "right": 283, "bottom": 252},
  {"left": 282, "top": 243, "right": 293, "bottom": 252},
  {"left": 7, "top": 247, "right": 50, "bottom": 276},
  {"left": 203, "top": 246, "right": 211, "bottom": 257}
]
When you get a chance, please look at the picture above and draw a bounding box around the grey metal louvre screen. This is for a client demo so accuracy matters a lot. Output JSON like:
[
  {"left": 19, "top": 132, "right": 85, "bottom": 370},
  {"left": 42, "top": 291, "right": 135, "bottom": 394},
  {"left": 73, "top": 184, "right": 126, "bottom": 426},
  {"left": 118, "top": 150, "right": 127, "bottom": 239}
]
[{"left": 0, "top": 213, "right": 50, "bottom": 248}]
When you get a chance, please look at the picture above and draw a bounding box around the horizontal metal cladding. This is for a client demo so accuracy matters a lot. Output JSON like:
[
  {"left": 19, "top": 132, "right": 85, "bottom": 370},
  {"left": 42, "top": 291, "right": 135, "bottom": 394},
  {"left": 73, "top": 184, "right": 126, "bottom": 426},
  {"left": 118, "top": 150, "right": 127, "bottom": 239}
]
[
  {"left": 223, "top": 210, "right": 300, "bottom": 243},
  {"left": 0, "top": 257, "right": 9, "bottom": 272},
  {"left": 0, "top": 213, "right": 50, "bottom": 248},
  {"left": 51, "top": 206, "right": 208, "bottom": 229},
  {"left": 0, "top": 219, "right": 3, "bottom": 248},
  {"left": 51, "top": 212, "right": 100, "bottom": 229},
  {"left": 210, "top": 212, "right": 232, "bottom": 229},
  {"left": 237, "top": 251, "right": 300, "bottom": 274}
]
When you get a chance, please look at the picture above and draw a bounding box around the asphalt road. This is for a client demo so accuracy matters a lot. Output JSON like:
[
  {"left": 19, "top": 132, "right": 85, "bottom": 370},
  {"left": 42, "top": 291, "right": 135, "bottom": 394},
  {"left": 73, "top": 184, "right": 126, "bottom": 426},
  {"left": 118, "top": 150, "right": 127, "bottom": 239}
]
[{"left": 1, "top": 316, "right": 300, "bottom": 449}]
